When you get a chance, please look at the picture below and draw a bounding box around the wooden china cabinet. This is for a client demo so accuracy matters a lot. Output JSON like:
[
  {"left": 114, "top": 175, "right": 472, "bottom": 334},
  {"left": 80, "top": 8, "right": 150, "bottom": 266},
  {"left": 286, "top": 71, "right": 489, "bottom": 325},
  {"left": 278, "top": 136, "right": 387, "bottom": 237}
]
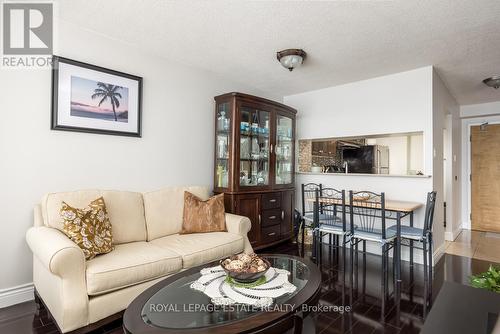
[{"left": 213, "top": 92, "right": 296, "bottom": 249}]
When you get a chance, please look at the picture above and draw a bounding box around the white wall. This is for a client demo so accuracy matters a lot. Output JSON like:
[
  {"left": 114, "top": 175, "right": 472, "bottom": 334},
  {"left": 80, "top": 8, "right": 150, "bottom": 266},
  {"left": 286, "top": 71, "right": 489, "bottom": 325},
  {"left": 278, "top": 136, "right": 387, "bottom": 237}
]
[
  {"left": 285, "top": 67, "right": 436, "bottom": 262},
  {"left": 0, "top": 19, "right": 277, "bottom": 298},
  {"left": 461, "top": 101, "right": 500, "bottom": 118},
  {"left": 460, "top": 102, "right": 500, "bottom": 230},
  {"left": 431, "top": 70, "right": 460, "bottom": 245}
]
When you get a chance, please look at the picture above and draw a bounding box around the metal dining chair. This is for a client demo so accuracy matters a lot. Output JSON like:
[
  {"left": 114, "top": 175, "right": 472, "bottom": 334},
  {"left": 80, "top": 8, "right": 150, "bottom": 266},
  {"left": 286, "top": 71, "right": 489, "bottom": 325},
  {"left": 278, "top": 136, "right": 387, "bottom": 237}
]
[
  {"left": 387, "top": 191, "right": 437, "bottom": 316},
  {"left": 313, "top": 188, "right": 350, "bottom": 264},
  {"left": 349, "top": 190, "right": 397, "bottom": 318},
  {"left": 312, "top": 187, "right": 352, "bottom": 308},
  {"left": 300, "top": 183, "right": 323, "bottom": 255}
]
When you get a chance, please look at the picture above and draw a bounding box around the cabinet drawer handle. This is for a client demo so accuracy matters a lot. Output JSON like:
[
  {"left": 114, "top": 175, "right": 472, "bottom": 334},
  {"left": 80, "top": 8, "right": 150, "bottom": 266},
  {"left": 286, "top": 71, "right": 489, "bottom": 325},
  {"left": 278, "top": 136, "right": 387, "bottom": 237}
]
[
  {"left": 268, "top": 232, "right": 276, "bottom": 236},
  {"left": 269, "top": 215, "right": 276, "bottom": 220},
  {"left": 281, "top": 210, "right": 285, "bottom": 220},
  {"left": 258, "top": 214, "right": 261, "bottom": 225},
  {"left": 269, "top": 199, "right": 277, "bottom": 203}
]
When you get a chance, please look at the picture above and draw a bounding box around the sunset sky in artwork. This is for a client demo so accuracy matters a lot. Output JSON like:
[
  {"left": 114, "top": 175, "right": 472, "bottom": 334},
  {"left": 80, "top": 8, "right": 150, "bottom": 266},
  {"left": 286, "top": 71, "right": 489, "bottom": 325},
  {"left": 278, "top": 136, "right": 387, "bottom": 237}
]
[{"left": 71, "top": 76, "right": 129, "bottom": 113}]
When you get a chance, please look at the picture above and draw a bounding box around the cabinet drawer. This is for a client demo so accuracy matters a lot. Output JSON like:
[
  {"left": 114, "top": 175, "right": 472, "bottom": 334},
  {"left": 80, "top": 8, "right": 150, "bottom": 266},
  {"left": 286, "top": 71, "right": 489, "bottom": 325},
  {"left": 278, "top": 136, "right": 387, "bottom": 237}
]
[
  {"left": 261, "top": 225, "right": 281, "bottom": 243},
  {"left": 261, "top": 193, "right": 281, "bottom": 209},
  {"left": 261, "top": 209, "right": 282, "bottom": 227}
]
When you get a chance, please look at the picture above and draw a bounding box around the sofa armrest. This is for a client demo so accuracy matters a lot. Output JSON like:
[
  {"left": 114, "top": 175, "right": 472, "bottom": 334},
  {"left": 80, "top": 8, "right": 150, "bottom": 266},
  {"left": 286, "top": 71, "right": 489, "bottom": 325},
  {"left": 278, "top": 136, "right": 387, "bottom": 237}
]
[
  {"left": 225, "top": 213, "right": 253, "bottom": 254},
  {"left": 26, "top": 226, "right": 85, "bottom": 278},
  {"left": 26, "top": 226, "right": 89, "bottom": 332},
  {"left": 225, "top": 213, "right": 251, "bottom": 235}
]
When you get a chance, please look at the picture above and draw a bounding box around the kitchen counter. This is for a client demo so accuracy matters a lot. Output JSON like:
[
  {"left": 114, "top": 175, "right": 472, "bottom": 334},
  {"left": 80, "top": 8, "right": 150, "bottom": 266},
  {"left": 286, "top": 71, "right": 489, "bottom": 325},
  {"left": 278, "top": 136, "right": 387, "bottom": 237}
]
[{"left": 296, "top": 171, "right": 431, "bottom": 178}]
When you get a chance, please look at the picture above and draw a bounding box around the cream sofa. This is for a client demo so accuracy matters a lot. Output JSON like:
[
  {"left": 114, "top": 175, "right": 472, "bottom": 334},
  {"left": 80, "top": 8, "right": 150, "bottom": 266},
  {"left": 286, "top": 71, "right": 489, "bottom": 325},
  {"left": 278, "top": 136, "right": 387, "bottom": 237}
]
[{"left": 26, "top": 186, "right": 252, "bottom": 333}]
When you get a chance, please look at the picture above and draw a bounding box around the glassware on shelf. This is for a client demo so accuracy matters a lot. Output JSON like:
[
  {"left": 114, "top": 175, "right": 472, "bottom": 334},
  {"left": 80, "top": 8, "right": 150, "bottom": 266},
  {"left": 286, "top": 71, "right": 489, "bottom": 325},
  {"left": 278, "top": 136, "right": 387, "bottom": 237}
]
[
  {"left": 283, "top": 144, "right": 290, "bottom": 160},
  {"left": 251, "top": 123, "right": 258, "bottom": 134},
  {"left": 240, "top": 137, "right": 250, "bottom": 159},
  {"left": 217, "top": 112, "right": 223, "bottom": 130},
  {"left": 217, "top": 137, "right": 227, "bottom": 159},
  {"left": 239, "top": 108, "right": 271, "bottom": 187},
  {"left": 217, "top": 165, "right": 229, "bottom": 188},
  {"left": 240, "top": 121, "right": 250, "bottom": 134},
  {"left": 240, "top": 169, "right": 248, "bottom": 185},
  {"left": 251, "top": 137, "right": 259, "bottom": 159},
  {"left": 215, "top": 103, "right": 231, "bottom": 189},
  {"left": 218, "top": 110, "right": 228, "bottom": 132},
  {"left": 276, "top": 115, "right": 293, "bottom": 185},
  {"left": 257, "top": 171, "right": 268, "bottom": 185}
]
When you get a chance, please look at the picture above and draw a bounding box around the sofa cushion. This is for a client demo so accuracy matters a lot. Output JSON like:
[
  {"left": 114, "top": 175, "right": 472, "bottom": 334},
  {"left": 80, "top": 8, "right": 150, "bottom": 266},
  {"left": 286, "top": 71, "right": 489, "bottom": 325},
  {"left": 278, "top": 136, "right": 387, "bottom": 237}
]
[
  {"left": 143, "top": 186, "right": 210, "bottom": 241},
  {"left": 41, "top": 190, "right": 147, "bottom": 244},
  {"left": 86, "top": 242, "right": 182, "bottom": 296},
  {"left": 60, "top": 197, "right": 114, "bottom": 260},
  {"left": 150, "top": 232, "right": 244, "bottom": 269},
  {"left": 181, "top": 192, "right": 226, "bottom": 234}
]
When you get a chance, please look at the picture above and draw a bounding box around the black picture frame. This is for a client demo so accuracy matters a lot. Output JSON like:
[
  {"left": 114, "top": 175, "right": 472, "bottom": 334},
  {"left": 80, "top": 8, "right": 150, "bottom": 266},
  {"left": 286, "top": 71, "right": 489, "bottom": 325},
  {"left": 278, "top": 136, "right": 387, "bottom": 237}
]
[{"left": 51, "top": 55, "right": 143, "bottom": 137}]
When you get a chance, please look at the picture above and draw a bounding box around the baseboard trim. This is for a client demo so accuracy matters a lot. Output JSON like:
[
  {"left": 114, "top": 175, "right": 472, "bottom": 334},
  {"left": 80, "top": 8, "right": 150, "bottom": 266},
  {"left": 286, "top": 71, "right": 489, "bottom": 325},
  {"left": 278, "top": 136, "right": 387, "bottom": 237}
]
[
  {"left": 445, "top": 227, "right": 462, "bottom": 241},
  {"left": 0, "top": 283, "right": 34, "bottom": 308},
  {"left": 433, "top": 241, "right": 446, "bottom": 265}
]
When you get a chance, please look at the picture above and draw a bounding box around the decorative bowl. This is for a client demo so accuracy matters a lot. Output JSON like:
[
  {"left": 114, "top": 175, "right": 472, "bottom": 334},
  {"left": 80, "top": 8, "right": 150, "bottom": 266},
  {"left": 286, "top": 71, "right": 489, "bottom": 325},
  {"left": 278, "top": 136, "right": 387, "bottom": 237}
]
[
  {"left": 220, "top": 255, "right": 271, "bottom": 284},
  {"left": 311, "top": 166, "right": 323, "bottom": 173}
]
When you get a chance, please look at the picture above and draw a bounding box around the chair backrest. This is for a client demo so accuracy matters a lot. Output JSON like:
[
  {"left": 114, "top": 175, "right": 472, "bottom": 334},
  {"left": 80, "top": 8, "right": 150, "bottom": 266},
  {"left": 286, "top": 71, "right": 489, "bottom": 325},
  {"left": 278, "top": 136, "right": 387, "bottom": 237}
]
[
  {"left": 314, "top": 188, "right": 346, "bottom": 230},
  {"left": 423, "top": 191, "right": 437, "bottom": 234},
  {"left": 301, "top": 183, "right": 322, "bottom": 216},
  {"left": 349, "top": 190, "right": 387, "bottom": 238}
]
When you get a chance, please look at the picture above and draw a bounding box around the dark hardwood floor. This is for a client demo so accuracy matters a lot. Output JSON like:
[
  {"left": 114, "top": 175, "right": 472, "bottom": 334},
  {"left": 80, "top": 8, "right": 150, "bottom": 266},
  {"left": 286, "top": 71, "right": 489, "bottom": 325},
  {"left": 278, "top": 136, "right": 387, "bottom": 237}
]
[{"left": 0, "top": 241, "right": 495, "bottom": 334}]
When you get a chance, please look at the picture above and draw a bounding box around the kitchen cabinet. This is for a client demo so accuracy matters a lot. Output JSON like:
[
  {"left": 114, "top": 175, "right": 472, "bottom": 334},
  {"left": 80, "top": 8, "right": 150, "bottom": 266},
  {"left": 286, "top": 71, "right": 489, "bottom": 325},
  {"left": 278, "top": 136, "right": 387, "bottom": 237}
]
[{"left": 312, "top": 140, "right": 336, "bottom": 156}]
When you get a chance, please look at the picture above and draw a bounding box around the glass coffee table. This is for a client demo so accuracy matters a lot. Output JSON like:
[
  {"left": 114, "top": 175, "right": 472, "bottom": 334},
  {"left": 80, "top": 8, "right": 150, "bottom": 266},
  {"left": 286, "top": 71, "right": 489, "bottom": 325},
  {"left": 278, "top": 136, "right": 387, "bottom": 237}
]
[{"left": 123, "top": 254, "right": 321, "bottom": 334}]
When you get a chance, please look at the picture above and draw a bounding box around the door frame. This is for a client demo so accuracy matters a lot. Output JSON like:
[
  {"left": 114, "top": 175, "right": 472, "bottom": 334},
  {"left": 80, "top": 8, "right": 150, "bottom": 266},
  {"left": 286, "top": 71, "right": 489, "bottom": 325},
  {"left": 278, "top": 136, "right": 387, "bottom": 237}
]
[{"left": 463, "top": 117, "right": 500, "bottom": 230}]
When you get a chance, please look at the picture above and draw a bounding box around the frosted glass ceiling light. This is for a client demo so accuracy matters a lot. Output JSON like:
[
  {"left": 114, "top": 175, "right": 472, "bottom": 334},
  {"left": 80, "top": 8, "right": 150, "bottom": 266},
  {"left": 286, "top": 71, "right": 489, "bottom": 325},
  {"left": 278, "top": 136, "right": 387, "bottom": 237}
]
[{"left": 276, "top": 49, "right": 306, "bottom": 71}]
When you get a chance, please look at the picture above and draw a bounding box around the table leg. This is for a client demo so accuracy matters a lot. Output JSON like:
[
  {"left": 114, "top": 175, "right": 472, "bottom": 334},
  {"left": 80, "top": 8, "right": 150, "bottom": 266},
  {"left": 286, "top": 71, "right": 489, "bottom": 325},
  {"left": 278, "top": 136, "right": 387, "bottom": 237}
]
[
  {"left": 312, "top": 202, "right": 318, "bottom": 261},
  {"left": 410, "top": 211, "right": 414, "bottom": 267},
  {"left": 301, "top": 219, "right": 305, "bottom": 257},
  {"left": 396, "top": 212, "right": 402, "bottom": 321}
]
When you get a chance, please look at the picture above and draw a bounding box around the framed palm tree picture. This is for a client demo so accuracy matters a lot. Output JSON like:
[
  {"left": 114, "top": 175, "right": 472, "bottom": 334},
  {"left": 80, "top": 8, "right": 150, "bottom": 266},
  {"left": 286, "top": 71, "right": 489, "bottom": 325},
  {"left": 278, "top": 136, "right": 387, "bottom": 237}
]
[{"left": 51, "top": 56, "right": 142, "bottom": 137}]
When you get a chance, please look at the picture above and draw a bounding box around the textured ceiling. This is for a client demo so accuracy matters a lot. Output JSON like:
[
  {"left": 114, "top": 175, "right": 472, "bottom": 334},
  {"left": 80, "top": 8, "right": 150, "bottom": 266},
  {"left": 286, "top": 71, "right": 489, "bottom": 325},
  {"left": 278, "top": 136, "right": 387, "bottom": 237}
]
[{"left": 56, "top": 0, "right": 500, "bottom": 105}]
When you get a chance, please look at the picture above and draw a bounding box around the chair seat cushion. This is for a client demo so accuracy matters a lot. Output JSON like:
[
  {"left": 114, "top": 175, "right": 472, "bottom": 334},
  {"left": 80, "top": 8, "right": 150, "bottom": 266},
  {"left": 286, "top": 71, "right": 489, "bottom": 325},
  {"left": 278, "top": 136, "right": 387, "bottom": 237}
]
[
  {"left": 304, "top": 213, "right": 341, "bottom": 223},
  {"left": 150, "top": 232, "right": 244, "bottom": 269},
  {"left": 387, "top": 225, "right": 424, "bottom": 240},
  {"left": 86, "top": 242, "right": 182, "bottom": 296},
  {"left": 318, "top": 222, "right": 354, "bottom": 234},
  {"left": 352, "top": 227, "right": 397, "bottom": 243}
]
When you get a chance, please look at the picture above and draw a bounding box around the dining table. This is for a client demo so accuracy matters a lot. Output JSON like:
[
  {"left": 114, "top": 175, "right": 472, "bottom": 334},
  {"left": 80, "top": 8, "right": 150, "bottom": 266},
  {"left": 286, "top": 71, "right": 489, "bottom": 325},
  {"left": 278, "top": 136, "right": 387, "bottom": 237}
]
[{"left": 306, "top": 196, "right": 424, "bottom": 314}]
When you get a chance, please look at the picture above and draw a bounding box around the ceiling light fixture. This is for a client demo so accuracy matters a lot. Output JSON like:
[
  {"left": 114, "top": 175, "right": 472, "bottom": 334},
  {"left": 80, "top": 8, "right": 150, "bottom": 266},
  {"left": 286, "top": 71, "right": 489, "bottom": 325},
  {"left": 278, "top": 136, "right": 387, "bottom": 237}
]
[
  {"left": 276, "top": 49, "right": 306, "bottom": 71},
  {"left": 483, "top": 76, "right": 500, "bottom": 89}
]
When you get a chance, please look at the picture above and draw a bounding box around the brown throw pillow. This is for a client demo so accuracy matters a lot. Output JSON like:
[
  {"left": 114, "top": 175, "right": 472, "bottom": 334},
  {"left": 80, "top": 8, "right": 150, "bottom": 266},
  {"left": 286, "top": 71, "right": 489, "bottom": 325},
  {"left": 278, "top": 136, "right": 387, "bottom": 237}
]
[
  {"left": 181, "top": 192, "right": 226, "bottom": 234},
  {"left": 60, "top": 197, "right": 114, "bottom": 260}
]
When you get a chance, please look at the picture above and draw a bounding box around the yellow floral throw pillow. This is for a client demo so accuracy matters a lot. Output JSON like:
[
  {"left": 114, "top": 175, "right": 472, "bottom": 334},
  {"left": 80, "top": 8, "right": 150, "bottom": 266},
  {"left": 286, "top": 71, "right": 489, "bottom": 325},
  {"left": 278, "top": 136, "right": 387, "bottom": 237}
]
[{"left": 60, "top": 197, "right": 114, "bottom": 260}]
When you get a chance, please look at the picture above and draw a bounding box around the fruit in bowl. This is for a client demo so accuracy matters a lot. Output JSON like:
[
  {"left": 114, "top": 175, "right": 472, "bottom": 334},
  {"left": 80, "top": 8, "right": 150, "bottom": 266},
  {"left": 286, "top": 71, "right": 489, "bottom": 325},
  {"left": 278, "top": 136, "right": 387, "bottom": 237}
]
[{"left": 220, "top": 253, "right": 270, "bottom": 283}]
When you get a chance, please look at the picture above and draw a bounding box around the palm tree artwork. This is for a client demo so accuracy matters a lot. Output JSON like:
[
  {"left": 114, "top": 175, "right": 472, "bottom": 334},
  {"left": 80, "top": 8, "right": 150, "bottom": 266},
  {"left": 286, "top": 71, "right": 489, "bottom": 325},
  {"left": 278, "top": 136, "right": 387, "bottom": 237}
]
[{"left": 91, "top": 82, "right": 123, "bottom": 121}]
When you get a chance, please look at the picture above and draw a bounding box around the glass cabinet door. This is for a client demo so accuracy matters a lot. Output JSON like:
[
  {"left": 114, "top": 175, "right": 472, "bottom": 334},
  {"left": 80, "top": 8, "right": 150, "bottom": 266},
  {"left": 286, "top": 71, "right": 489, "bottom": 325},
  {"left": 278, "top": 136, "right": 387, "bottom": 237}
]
[
  {"left": 215, "top": 102, "right": 230, "bottom": 188},
  {"left": 275, "top": 114, "right": 294, "bottom": 185},
  {"left": 239, "top": 107, "right": 270, "bottom": 187}
]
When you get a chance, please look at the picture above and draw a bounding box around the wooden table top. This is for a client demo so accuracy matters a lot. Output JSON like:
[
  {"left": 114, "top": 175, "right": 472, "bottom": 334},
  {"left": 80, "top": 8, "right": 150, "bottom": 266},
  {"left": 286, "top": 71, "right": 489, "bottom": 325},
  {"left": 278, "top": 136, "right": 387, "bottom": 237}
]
[{"left": 306, "top": 197, "right": 424, "bottom": 213}]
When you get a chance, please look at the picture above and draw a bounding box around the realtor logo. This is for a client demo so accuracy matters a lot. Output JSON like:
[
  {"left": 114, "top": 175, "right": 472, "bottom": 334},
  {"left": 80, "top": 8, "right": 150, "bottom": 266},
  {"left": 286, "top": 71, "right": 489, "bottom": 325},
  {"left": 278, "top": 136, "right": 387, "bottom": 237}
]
[{"left": 2, "top": 2, "right": 53, "bottom": 55}]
